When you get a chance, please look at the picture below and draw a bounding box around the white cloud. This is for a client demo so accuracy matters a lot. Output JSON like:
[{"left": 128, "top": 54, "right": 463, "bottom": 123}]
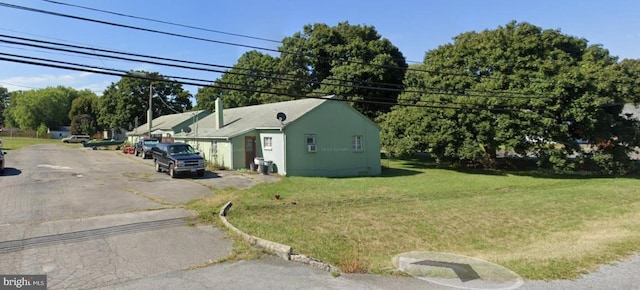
[{"left": 0, "top": 72, "right": 95, "bottom": 92}]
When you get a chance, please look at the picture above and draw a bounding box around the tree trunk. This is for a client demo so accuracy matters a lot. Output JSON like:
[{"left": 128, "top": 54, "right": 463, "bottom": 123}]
[{"left": 482, "top": 144, "right": 498, "bottom": 168}]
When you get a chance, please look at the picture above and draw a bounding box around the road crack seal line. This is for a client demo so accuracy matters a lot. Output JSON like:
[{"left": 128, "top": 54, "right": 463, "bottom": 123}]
[
  {"left": 126, "top": 189, "right": 175, "bottom": 206},
  {"left": 37, "top": 164, "right": 72, "bottom": 170},
  {"left": 0, "top": 218, "right": 187, "bottom": 254}
]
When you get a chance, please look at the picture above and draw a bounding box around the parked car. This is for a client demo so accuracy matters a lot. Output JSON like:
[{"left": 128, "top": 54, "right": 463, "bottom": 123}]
[
  {"left": 61, "top": 135, "right": 91, "bottom": 144},
  {"left": 0, "top": 150, "right": 6, "bottom": 174},
  {"left": 134, "top": 138, "right": 159, "bottom": 159},
  {"left": 152, "top": 142, "right": 205, "bottom": 178}
]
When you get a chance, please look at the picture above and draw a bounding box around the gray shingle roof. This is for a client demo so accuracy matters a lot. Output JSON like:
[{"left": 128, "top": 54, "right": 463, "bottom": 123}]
[
  {"left": 177, "top": 96, "right": 333, "bottom": 139},
  {"left": 129, "top": 110, "right": 207, "bottom": 135}
]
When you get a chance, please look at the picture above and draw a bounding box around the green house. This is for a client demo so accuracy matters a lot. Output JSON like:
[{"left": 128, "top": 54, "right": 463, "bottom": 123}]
[{"left": 174, "top": 96, "right": 381, "bottom": 177}]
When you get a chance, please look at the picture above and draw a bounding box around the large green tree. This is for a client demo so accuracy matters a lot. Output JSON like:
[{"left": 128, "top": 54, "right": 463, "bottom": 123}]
[
  {"left": 4, "top": 86, "right": 82, "bottom": 131},
  {"left": 69, "top": 93, "right": 100, "bottom": 135},
  {"left": 380, "top": 21, "right": 640, "bottom": 174},
  {"left": 98, "top": 71, "right": 192, "bottom": 131},
  {"left": 279, "top": 21, "right": 407, "bottom": 119},
  {"left": 198, "top": 22, "right": 406, "bottom": 119},
  {"left": 614, "top": 58, "right": 640, "bottom": 103},
  {"left": 195, "top": 50, "right": 285, "bottom": 111},
  {"left": 0, "top": 86, "right": 8, "bottom": 126}
]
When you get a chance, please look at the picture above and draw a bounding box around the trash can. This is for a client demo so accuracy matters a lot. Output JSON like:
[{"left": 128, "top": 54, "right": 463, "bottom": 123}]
[
  {"left": 262, "top": 160, "right": 273, "bottom": 175},
  {"left": 254, "top": 157, "right": 264, "bottom": 172}
]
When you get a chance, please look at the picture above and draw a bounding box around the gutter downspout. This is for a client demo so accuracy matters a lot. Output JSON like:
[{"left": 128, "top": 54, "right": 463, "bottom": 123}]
[
  {"left": 229, "top": 140, "right": 234, "bottom": 170},
  {"left": 281, "top": 126, "right": 287, "bottom": 176}
]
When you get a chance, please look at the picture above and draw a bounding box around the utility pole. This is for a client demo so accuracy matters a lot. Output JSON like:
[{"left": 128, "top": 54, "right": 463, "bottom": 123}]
[{"left": 148, "top": 84, "right": 152, "bottom": 138}]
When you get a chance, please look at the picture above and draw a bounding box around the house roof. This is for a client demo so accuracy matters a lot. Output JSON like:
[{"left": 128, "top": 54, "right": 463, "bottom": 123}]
[
  {"left": 129, "top": 110, "right": 207, "bottom": 136},
  {"left": 177, "top": 96, "right": 334, "bottom": 139}
]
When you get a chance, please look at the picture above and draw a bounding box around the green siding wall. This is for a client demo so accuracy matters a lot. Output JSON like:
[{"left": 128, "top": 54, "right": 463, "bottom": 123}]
[
  {"left": 180, "top": 138, "right": 232, "bottom": 170},
  {"left": 284, "top": 101, "right": 381, "bottom": 177},
  {"left": 230, "top": 131, "right": 261, "bottom": 170}
]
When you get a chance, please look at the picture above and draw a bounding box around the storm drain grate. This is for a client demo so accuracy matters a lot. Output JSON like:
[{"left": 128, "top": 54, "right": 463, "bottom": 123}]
[{"left": 0, "top": 217, "right": 187, "bottom": 253}]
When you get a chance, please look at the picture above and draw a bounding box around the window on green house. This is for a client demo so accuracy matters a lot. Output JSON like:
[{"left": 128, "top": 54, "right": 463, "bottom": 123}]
[
  {"left": 264, "top": 137, "right": 272, "bottom": 150},
  {"left": 305, "top": 134, "right": 317, "bottom": 152},
  {"left": 352, "top": 135, "right": 363, "bottom": 151}
]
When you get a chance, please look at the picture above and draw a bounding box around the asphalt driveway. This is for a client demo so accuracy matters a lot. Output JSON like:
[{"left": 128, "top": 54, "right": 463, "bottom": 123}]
[{"left": 0, "top": 144, "right": 241, "bottom": 289}]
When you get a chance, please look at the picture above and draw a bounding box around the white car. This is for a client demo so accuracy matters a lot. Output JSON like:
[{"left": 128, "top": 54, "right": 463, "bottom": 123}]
[{"left": 61, "top": 135, "right": 90, "bottom": 144}]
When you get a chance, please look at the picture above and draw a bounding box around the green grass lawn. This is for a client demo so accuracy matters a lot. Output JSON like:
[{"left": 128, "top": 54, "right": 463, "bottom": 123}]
[
  {"left": 188, "top": 159, "right": 640, "bottom": 280},
  {"left": 1, "top": 137, "right": 66, "bottom": 150}
]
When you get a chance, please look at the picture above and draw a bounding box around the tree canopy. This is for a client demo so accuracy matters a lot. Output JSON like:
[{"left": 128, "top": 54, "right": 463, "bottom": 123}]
[
  {"left": 379, "top": 21, "right": 640, "bottom": 174},
  {"left": 196, "top": 22, "right": 407, "bottom": 119},
  {"left": 279, "top": 21, "right": 407, "bottom": 119},
  {"left": 195, "top": 51, "right": 285, "bottom": 111},
  {"left": 4, "top": 86, "right": 90, "bottom": 131},
  {"left": 98, "top": 71, "right": 192, "bottom": 131},
  {"left": 69, "top": 94, "right": 100, "bottom": 135},
  {"left": 614, "top": 58, "right": 640, "bottom": 103},
  {"left": 0, "top": 86, "right": 8, "bottom": 126}
]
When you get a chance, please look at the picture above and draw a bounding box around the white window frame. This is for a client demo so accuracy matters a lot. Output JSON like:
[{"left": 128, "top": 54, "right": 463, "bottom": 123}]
[
  {"left": 352, "top": 135, "right": 363, "bottom": 152},
  {"left": 263, "top": 136, "right": 273, "bottom": 150},
  {"left": 305, "top": 134, "right": 317, "bottom": 152}
]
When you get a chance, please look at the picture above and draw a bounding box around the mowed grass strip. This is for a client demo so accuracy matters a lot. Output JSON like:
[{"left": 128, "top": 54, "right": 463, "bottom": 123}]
[
  {"left": 188, "top": 160, "right": 640, "bottom": 280},
  {"left": 1, "top": 137, "right": 68, "bottom": 150}
]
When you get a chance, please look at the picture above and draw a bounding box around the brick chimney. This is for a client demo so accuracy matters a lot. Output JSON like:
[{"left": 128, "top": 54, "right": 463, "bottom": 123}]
[{"left": 215, "top": 97, "right": 223, "bottom": 129}]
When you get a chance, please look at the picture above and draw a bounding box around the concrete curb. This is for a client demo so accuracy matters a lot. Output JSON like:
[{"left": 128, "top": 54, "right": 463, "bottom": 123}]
[{"left": 219, "top": 201, "right": 340, "bottom": 273}]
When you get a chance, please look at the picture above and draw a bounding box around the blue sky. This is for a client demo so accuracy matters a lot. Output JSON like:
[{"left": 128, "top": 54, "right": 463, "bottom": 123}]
[{"left": 0, "top": 0, "right": 638, "bottom": 98}]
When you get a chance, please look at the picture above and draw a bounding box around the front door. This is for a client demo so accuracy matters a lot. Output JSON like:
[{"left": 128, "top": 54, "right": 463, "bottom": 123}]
[{"left": 244, "top": 136, "right": 256, "bottom": 169}]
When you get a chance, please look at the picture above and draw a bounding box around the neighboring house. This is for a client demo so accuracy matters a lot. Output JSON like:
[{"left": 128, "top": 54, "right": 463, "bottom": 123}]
[
  {"left": 127, "top": 110, "right": 210, "bottom": 144},
  {"left": 174, "top": 96, "right": 381, "bottom": 177},
  {"left": 622, "top": 104, "right": 640, "bottom": 120},
  {"left": 103, "top": 128, "right": 128, "bottom": 140},
  {"left": 48, "top": 126, "right": 71, "bottom": 139}
]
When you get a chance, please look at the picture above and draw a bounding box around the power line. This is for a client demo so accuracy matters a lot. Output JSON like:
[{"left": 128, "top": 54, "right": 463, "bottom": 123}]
[
  {"left": 0, "top": 34, "right": 401, "bottom": 96},
  {"left": 42, "top": 0, "right": 282, "bottom": 44},
  {"left": 0, "top": 34, "right": 551, "bottom": 100},
  {"left": 2, "top": 1, "right": 561, "bottom": 85},
  {"left": 0, "top": 2, "right": 416, "bottom": 77},
  {"left": 41, "top": 0, "right": 436, "bottom": 65},
  {"left": 0, "top": 81, "right": 38, "bottom": 90},
  {"left": 0, "top": 2, "right": 281, "bottom": 53},
  {"left": 0, "top": 53, "right": 526, "bottom": 112}
]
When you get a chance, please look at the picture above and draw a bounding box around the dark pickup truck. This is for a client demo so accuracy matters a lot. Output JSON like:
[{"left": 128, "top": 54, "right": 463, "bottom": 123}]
[
  {"left": 152, "top": 142, "right": 205, "bottom": 178},
  {"left": 135, "top": 138, "right": 159, "bottom": 159}
]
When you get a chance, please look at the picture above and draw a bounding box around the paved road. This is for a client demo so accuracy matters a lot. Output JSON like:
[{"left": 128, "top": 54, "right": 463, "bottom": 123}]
[
  {"left": 0, "top": 144, "right": 433, "bottom": 290},
  {"left": 1, "top": 144, "right": 638, "bottom": 289},
  {"left": 0, "top": 144, "right": 235, "bottom": 289}
]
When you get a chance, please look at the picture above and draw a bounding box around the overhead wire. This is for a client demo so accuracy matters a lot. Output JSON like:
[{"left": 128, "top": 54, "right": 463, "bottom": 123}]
[
  {"left": 42, "top": 0, "right": 283, "bottom": 44},
  {"left": 0, "top": 53, "right": 526, "bottom": 112},
  {"left": 0, "top": 2, "right": 564, "bottom": 110},
  {"left": 0, "top": 1, "right": 531, "bottom": 81},
  {"left": 4, "top": 1, "right": 578, "bottom": 106},
  {"left": 0, "top": 33, "right": 551, "bottom": 101},
  {"left": 0, "top": 2, "right": 282, "bottom": 53}
]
